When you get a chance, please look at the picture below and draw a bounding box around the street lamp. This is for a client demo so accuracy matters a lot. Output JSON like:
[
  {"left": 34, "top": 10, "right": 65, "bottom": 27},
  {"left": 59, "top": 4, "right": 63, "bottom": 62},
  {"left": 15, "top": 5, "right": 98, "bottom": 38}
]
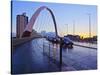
[
  {"left": 65, "top": 24, "right": 68, "bottom": 35},
  {"left": 73, "top": 20, "right": 75, "bottom": 35},
  {"left": 88, "top": 13, "right": 91, "bottom": 38}
]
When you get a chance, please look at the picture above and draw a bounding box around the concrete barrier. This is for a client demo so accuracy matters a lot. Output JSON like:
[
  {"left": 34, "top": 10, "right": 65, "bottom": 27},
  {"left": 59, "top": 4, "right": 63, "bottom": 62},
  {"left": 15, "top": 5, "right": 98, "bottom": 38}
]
[
  {"left": 74, "top": 44, "right": 97, "bottom": 50},
  {"left": 12, "top": 35, "right": 42, "bottom": 47}
]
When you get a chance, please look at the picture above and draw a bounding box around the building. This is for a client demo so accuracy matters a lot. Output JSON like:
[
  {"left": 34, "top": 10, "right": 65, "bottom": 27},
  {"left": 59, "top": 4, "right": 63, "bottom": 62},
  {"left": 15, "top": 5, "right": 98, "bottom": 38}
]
[
  {"left": 64, "top": 34, "right": 81, "bottom": 41},
  {"left": 16, "top": 13, "right": 28, "bottom": 38},
  {"left": 41, "top": 31, "right": 46, "bottom": 37}
]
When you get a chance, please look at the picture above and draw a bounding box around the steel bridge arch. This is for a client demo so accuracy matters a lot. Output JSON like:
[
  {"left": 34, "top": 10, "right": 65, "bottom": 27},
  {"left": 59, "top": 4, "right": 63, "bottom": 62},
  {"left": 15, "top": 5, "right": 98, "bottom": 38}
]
[{"left": 22, "top": 6, "right": 58, "bottom": 37}]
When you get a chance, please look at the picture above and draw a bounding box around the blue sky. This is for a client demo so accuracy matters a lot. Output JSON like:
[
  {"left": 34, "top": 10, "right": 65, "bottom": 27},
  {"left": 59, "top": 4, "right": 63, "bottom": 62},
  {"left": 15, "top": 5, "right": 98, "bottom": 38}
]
[{"left": 12, "top": 1, "right": 97, "bottom": 37}]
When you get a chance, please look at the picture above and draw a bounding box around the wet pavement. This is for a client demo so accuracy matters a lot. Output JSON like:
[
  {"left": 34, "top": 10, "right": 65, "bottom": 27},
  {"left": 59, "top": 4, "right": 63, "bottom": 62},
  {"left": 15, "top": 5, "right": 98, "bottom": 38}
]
[{"left": 12, "top": 38, "right": 97, "bottom": 74}]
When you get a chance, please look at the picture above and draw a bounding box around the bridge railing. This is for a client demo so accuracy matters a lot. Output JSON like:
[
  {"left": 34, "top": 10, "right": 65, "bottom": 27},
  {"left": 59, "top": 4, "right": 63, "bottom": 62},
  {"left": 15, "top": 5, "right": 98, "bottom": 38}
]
[
  {"left": 42, "top": 40, "right": 61, "bottom": 66},
  {"left": 12, "top": 35, "right": 42, "bottom": 47}
]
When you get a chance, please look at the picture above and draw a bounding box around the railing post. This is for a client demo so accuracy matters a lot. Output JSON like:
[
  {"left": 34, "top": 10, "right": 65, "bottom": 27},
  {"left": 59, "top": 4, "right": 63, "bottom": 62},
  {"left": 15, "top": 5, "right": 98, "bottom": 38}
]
[
  {"left": 49, "top": 42, "right": 50, "bottom": 57},
  {"left": 59, "top": 37, "right": 63, "bottom": 70},
  {"left": 43, "top": 39, "right": 44, "bottom": 54}
]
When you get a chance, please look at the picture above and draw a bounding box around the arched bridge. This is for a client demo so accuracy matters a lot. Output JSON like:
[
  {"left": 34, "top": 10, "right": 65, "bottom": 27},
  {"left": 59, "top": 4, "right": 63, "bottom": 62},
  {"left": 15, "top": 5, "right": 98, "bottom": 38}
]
[{"left": 22, "top": 6, "right": 58, "bottom": 38}]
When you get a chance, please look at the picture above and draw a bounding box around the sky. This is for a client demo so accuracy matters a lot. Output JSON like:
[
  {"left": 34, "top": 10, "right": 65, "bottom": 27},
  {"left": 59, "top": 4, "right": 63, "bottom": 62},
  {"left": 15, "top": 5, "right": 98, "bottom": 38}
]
[{"left": 12, "top": 0, "right": 97, "bottom": 38}]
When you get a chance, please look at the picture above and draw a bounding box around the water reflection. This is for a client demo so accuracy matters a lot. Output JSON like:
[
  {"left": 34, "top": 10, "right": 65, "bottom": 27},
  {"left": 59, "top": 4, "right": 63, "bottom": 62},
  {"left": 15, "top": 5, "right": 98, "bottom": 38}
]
[{"left": 12, "top": 38, "right": 97, "bottom": 74}]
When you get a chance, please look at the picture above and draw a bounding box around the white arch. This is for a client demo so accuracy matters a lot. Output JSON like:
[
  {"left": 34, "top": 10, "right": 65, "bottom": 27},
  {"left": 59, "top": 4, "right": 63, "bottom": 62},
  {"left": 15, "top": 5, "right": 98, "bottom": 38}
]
[{"left": 22, "top": 6, "right": 58, "bottom": 37}]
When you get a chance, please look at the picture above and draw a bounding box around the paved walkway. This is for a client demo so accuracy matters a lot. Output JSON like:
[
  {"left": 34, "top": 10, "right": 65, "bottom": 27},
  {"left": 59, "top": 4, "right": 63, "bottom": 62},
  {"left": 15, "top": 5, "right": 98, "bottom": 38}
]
[{"left": 12, "top": 38, "right": 97, "bottom": 74}]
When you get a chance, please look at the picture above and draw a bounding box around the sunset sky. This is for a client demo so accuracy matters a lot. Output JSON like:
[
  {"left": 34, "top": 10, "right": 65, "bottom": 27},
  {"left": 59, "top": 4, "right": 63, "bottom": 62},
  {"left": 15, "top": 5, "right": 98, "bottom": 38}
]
[{"left": 12, "top": 1, "right": 97, "bottom": 38}]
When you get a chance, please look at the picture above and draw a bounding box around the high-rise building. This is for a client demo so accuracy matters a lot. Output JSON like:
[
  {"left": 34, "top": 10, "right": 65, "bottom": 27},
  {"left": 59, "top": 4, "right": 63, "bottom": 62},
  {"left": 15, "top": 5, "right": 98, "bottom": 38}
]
[{"left": 16, "top": 13, "right": 28, "bottom": 38}]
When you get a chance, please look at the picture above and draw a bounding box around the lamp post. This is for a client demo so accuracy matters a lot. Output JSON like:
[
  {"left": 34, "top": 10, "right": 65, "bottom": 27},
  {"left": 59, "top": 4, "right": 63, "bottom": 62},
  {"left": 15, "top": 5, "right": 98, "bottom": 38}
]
[
  {"left": 87, "top": 13, "right": 91, "bottom": 38},
  {"left": 65, "top": 24, "right": 68, "bottom": 35},
  {"left": 73, "top": 20, "right": 75, "bottom": 35}
]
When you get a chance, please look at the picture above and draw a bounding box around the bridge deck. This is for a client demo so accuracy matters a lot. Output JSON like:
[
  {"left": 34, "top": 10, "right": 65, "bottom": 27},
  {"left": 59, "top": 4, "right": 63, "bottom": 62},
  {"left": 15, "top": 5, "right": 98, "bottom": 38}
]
[{"left": 12, "top": 38, "right": 97, "bottom": 74}]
